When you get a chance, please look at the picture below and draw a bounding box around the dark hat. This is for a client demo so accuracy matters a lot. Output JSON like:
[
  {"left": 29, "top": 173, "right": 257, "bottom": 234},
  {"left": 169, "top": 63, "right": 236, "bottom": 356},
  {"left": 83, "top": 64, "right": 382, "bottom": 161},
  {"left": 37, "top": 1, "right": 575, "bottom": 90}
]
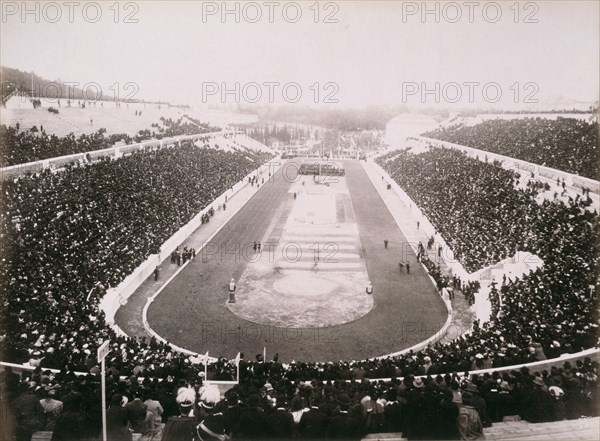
[
  {"left": 336, "top": 393, "right": 351, "bottom": 406},
  {"left": 110, "top": 394, "right": 123, "bottom": 406},
  {"left": 226, "top": 390, "right": 239, "bottom": 405},
  {"left": 465, "top": 383, "right": 479, "bottom": 393}
]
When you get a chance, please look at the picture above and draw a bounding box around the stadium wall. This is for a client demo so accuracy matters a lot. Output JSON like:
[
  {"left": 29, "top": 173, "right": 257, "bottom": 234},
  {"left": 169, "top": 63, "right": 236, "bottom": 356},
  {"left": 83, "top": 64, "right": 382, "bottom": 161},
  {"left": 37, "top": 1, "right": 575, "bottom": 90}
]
[{"left": 410, "top": 136, "right": 600, "bottom": 194}]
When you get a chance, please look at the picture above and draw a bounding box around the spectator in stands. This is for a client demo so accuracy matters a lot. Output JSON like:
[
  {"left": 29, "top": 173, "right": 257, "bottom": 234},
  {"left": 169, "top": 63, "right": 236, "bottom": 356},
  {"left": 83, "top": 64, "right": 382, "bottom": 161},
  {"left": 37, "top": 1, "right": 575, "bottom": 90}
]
[
  {"left": 298, "top": 392, "right": 328, "bottom": 438},
  {"left": 143, "top": 388, "right": 164, "bottom": 430},
  {"left": 39, "top": 386, "right": 63, "bottom": 430},
  {"left": 485, "top": 381, "right": 516, "bottom": 423},
  {"left": 424, "top": 117, "right": 599, "bottom": 180},
  {"left": 457, "top": 391, "right": 484, "bottom": 440},
  {"left": 325, "top": 393, "right": 365, "bottom": 439},
  {"left": 0, "top": 118, "right": 220, "bottom": 167},
  {"left": 268, "top": 395, "right": 295, "bottom": 438},
  {"left": 462, "top": 383, "right": 491, "bottom": 428},
  {"left": 51, "top": 393, "right": 96, "bottom": 441},
  {"left": 106, "top": 394, "right": 132, "bottom": 441},
  {"left": 13, "top": 382, "right": 45, "bottom": 441},
  {"left": 196, "top": 385, "right": 228, "bottom": 440},
  {"left": 161, "top": 387, "right": 197, "bottom": 441},
  {"left": 235, "top": 394, "right": 271, "bottom": 439},
  {"left": 437, "top": 388, "right": 461, "bottom": 440},
  {"left": 125, "top": 390, "right": 150, "bottom": 434}
]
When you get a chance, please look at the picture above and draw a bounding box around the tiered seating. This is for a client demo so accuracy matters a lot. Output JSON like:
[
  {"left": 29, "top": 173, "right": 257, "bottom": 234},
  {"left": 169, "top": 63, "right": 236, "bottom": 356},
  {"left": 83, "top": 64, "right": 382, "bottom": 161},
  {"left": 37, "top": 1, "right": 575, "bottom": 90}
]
[
  {"left": 375, "top": 146, "right": 597, "bottom": 359},
  {"left": 423, "top": 117, "right": 599, "bottom": 180},
  {"left": 0, "top": 116, "right": 220, "bottom": 166},
  {"left": 2, "top": 129, "right": 598, "bottom": 441},
  {"left": 0, "top": 143, "right": 273, "bottom": 369}
]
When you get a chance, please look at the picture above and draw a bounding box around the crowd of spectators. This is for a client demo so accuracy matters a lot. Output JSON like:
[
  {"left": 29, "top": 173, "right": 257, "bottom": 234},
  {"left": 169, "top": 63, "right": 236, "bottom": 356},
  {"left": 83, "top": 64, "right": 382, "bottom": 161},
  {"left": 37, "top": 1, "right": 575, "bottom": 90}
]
[
  {"left": 378, "top": 147, "right": 546, "bottom": 272},
  {"left": 143, "top": 116, "right": 218, "bottom": 141},
  {"left": 376, "top": 146, "right": 598, "bottom": 358},
  {"left": 423, "top": 117, "right": 599, "bottom": 180},
  {"left": 1, "top": 125, "right": 130, "bottom": 166},
  {"left": 0, "top": 142, "right": 273, "bottom": 369},
  {"left": 3, "top": 352, "right": 598, "bottom": 440},
  {"left": 1, "top": 136, "right": 599, "bottom": 439},
  {"left": 0, "top": 117, "right": 220, "bottom": 166}
]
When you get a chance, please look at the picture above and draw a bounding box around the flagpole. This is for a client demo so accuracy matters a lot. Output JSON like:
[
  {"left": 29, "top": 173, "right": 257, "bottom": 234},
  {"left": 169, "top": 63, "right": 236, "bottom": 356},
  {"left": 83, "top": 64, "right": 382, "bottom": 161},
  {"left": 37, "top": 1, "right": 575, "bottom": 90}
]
[{"left": 204, "top": 351, "right": 209, "bottom": 379}]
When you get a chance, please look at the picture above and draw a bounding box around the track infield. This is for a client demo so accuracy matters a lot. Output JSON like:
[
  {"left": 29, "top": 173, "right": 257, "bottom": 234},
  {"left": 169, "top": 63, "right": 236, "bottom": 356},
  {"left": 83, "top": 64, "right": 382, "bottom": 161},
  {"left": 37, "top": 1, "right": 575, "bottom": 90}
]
[{"left": 146, "top": 160, "right": 448, "bottom": 362}]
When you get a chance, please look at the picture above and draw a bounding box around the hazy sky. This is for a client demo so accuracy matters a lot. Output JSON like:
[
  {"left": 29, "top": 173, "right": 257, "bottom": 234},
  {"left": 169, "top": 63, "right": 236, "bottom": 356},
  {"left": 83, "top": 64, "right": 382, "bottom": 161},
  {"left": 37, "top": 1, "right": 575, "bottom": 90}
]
[{"left": 1, "top": 1, "right": 598, "bottom": 109}]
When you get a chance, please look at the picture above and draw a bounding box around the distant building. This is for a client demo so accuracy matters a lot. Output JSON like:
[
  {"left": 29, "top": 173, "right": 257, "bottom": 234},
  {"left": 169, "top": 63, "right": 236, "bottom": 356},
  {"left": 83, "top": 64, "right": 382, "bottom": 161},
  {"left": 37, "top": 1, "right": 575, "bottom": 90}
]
[{"left": 385, "top": 114, "right": 438, "bottom": 148}]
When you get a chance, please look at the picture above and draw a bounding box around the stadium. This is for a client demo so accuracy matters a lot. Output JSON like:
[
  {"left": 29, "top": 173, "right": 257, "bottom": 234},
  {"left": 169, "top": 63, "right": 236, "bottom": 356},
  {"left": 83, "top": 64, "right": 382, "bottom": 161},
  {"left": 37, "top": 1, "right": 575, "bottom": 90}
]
[{"left": 1, "top": 2, "right": 599, "bottom": 441}]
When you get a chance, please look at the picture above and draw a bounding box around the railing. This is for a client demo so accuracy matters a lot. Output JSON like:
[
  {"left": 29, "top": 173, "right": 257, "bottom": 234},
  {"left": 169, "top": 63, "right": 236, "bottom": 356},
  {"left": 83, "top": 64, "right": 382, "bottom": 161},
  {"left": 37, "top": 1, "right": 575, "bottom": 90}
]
[{"left": 2, "top": 348, "right": 598, "bottom": 385}]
